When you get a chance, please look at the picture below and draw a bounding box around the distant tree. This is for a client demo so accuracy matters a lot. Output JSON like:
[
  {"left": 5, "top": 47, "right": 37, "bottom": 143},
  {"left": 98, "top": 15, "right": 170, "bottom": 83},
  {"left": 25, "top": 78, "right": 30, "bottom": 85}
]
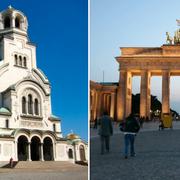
[{"left": 131, "top": 93, "right": 178, "bottom": 116}]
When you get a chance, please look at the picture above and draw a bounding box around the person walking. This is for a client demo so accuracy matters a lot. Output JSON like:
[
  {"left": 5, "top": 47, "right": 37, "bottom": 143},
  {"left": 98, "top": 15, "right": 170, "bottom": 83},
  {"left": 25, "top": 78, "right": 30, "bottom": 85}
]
[
  {"left": 98, "top": 111, "right": 113, "bottom": 154},
  {"left": 124, "top": 114, "right": 140, "bottom": 159}
]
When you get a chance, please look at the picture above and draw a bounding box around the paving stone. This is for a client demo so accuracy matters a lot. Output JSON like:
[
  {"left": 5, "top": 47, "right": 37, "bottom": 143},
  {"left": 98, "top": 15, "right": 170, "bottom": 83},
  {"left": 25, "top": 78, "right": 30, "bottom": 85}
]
[{"left": 91, "top": 122, "right": 180, "bottom": 180}]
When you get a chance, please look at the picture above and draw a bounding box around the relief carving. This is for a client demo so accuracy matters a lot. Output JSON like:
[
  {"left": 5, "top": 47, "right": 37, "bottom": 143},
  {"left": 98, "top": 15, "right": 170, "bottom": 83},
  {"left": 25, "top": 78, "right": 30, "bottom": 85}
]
[{"left": 20, "top": 120, "right": 43, "bottom": 128}]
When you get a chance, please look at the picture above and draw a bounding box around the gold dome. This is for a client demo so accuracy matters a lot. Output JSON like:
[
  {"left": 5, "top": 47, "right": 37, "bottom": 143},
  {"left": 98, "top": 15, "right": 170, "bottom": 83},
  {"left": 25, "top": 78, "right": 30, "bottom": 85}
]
[{"left": 66, "top": 133, "right": 80, "bottom": 140}]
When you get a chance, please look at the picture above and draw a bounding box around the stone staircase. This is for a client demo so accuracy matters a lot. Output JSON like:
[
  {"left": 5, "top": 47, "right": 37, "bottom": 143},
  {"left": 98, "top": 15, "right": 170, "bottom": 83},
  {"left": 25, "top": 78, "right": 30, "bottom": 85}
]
[{"left": 14, "top": 161, "right": 76, "bottom": 169}]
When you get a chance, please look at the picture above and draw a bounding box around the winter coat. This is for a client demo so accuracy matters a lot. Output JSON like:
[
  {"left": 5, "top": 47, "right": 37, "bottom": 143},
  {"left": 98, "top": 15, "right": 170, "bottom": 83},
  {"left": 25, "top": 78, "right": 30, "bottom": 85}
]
[
  {"left": 124, "top": 116, "right": 140, "bottom": 133},
  {"left": 98, "top": 115, "right": 113, "bottom": 136}
]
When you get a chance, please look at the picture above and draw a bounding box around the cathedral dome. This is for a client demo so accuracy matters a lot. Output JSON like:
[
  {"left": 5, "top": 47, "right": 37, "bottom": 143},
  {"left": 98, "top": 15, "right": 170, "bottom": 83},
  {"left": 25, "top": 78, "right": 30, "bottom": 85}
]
[
  {"left": 0, "top": 107, "right": 11, "bottom": 115},
  {"left": 66, "top": 133, "right": 80, "bottom": 140}
]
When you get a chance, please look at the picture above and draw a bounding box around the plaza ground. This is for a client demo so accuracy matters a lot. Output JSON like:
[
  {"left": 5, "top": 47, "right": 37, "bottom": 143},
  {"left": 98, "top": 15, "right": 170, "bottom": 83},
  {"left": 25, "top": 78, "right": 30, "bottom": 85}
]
[
  {"left": 91, "top": 121, "right": 180, "bottom": 180},
  {"left": 0, "top": 161, "right": 88, "bottom": 180}
]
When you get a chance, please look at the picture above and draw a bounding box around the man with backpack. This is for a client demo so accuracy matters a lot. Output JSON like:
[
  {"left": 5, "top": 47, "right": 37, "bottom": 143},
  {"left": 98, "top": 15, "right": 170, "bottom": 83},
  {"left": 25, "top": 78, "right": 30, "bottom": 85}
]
[{"left": 123, "top": 114, "right": 140, "bottom": 159}]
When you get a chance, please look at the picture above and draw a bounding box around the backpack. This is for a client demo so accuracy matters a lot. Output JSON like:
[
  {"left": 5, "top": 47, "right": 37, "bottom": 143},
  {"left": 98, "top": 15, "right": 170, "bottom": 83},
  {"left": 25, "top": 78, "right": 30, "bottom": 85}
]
[{"left": 131, "top": 119, "right": 140, "bottom": 133}]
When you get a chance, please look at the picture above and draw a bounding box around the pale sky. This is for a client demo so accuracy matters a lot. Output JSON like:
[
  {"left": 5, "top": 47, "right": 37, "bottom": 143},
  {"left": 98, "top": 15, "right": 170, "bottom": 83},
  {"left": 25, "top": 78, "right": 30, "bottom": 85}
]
[{"left": 90, "top": 0, "right": 180, "bottom": 113}]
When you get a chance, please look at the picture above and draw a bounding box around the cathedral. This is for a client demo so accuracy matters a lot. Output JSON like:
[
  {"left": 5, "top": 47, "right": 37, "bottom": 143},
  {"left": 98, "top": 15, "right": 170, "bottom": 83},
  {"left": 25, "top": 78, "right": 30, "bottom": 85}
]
[{"left": 0, "top": 6, "right": 87, "bottom": 162}]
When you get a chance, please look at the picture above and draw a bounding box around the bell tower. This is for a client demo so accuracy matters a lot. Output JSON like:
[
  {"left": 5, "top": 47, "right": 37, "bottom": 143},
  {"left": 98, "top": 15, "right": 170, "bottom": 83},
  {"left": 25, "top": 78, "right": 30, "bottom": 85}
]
[
  {"left": 0, "top": 6, "right": 37, "bottom": 78},
  {"left": 0, "top": 5, "right": 28, "bottom": 37}
]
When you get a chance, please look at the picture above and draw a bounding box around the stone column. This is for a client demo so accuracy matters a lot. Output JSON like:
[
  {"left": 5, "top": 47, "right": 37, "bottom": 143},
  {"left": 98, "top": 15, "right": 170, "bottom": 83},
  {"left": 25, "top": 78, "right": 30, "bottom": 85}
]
[
  {"left": 73, "top": 145, "right": 77, "bottom": 162},
  {"left": 14, "top": 141, "right": 18, "bottom": 161},
  {"left": 11, "top": 15, "right": 15, "bottom": 28},
  {"left": 97, "top": 91, "right": 102, "bottom": 118},
  {"left": 117, "top": 70, "right": 125, "bottom": 121},
  {"left": 162, "top": 70, "right": 170, "bottom": 114},
  {"left": 93, "top": 91, "right": 98, "bottom": 120},
  {"left": 40, "top": 143, "right": 44, "bottom": 161},
  {"left": 140, "top": 70, "right": 151, "bottom": 119},
  {"left": 102, "top": 94, "right": 105, "bottom": 113},
  {"left": 93, "top": 91, "right": 97, "bottom": 120},
  {"left": 110, "top": 92, "right": 115, "bottom": 119},
  {"left": 28, "top": 142, "right": 31, "bottom": 161},
  {"left": 106, "top": 94, "right": 111, "bottom": 115},
  {"left": 90, "top": 91, "right": 94, "bottom": 121},
  {"left": 53, "top": 143, "right": 56, "bottom": 161},
  {"left": 104, "top": 94, "right": 107, "bottom": 113},
  {"left": 117, "top": 70, "right": 132, "bottom": 121},
  {"left": 126, "top": 72, "right": 132, "bottom": 117}
]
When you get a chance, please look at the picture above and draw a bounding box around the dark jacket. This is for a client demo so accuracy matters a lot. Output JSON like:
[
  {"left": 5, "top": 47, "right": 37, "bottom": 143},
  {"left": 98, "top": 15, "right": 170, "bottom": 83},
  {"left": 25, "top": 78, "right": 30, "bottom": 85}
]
[
  {"left": 124, "top": 116, "right": 140, "bottom": 133},
  {"left": 98, "top": 115, "right": 113, "bottom": 136}
]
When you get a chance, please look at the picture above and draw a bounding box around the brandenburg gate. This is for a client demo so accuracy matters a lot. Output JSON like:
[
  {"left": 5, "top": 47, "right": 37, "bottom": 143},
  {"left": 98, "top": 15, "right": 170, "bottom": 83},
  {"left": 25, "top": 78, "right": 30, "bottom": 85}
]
[
  {"left": 90, "top": 28, "right": 180, "bottom": 122},
  {"left": 116, "top": 29, "right": 180, "bottom": 120}
]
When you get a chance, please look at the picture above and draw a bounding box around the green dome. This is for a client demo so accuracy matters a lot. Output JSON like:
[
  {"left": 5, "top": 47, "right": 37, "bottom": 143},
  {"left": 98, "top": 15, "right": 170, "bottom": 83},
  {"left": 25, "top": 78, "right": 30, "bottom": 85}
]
[
  {"left": 51, "top": 114, "right": 59, "bottom": 119},
  {"left": 0, "top": 107, "right": 11, "bottom": 115}
]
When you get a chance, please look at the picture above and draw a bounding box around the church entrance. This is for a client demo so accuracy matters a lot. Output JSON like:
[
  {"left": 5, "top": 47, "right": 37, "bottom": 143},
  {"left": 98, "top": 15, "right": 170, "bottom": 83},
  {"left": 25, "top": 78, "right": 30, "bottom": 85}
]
[
  {"left": 79, "top": 145, "right": 86, "bottom": 161},
  {"left": 18, "top": 135, "right": 28, "bottom": 161},
  {"left": 43, "top": 137, "right": 53, "bottom": 161},
  {"left": 31, "top": 136, "right": 40, "bottom": 161}
]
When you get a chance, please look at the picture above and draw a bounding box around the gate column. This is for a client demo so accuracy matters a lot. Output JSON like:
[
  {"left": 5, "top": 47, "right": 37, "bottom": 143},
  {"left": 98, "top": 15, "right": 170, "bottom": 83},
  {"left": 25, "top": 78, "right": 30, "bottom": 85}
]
[
  {"left": 140, "top": 70, "right": 151, "bottom": 119},
  {"left": 96, "top": 91, "right": 102, "bottom": 118},
  {"left": 110, "top": 92, "right": 115, "bottom": 119},
  {"left": 117, "top": 70, "right": 132, "bottom": 121},
  {"left": 162, "top": 70, "right": 170, "bottom": 114}
]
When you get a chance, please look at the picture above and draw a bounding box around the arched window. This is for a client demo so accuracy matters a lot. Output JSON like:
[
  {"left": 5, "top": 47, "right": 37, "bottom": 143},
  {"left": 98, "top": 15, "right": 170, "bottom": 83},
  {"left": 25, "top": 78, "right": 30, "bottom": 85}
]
[
  {"left": 34, "top": 98, "right": 39, "bottom": 115},
  {"left": 23, "top": 57, "right": 27, "bottom": 67},
  {"left": 15, "top": 17, "right": 20, "bottom": 28},
  {"left": 19, "top": 56, "right": 22, "bottom": 66},
  {"left": 53, "top": 124, "right": 56, "bottom": 132},
  {"left": 22, "top": 96, "right": 26, "bottom": 114},
  {"left": 68, "top": 149, "right": 73, "bottom": 159},
  {"left": 4, "top": 16, "right": 10, "bottom": 28},
  {"left": 28, "top": 94, "right": 33, "bottom": 114},
  {"left": 5, "top": 119, "right": 9, "bottom": 129},
  {"left": 14, "top": 54, "right": 18, "bottom": 65}
]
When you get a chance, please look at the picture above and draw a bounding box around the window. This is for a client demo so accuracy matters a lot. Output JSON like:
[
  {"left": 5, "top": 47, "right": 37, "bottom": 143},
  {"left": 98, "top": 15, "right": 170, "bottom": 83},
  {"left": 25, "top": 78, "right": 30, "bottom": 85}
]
[
  {"left": 21, "top": 92, "right": 41, "bottom": 116},
  {"left": 23, "top": 57, "right": 27, "bottom": 67},
  {"left": 68, "top": 149, "right": 73, "bottom": 159},
  {"left": 14, "top": 54, "right": 18, "bottom": 65},
  {"left": 53, "top": 124, "right": 56, "bottom": 132},
  {"left": 14, "top": 54, "right": 28, "bottom": 68},
  {"left": 28, "top": 94, "right": 33, "bottom": 114},
  {"left": 5, "top": 119, "right": 9, "bottom": 128},
  {"left": 15, "top": 17, "right": 20, "bottom": 28},
  {"left": 34, "top": 98, "right": 39, "bottom": 115},
  {"left": 22, "top": 96, "right": 26, "bottom": 114},
  {"left": 4, "top": 16, "right": 10, "bottom": 28},
  {"left": 19, "top": 56, "right": 22, "bottom": 66}
]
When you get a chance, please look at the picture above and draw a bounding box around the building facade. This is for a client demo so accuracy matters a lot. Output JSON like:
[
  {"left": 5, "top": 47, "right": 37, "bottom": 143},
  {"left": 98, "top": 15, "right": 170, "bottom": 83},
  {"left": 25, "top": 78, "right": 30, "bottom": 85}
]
[{"left": 0, "top": 6, "right": 87, "bottom": 162}]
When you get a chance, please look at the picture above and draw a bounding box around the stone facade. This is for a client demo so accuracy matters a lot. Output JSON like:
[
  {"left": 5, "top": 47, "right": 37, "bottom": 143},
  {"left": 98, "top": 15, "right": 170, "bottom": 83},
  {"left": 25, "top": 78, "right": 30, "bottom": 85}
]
[
  {"left": 90, "top": 81, "right": 118, "bottom": 122},
  {"left": 0, "top": 6, "right": 87, "bottom": 162},
  {"left": 91, "top": 43, "right": 180, "bottom": 122}
]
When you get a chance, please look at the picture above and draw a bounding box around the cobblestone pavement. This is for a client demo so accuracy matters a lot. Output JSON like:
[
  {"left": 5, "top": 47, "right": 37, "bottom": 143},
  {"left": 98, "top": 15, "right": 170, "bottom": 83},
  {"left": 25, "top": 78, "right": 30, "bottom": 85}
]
[
  {"left": 91, "top": 121, "right": 180, "bottom": 138},
  {"left": 91, "top": 123, "right": 180, "bottom": 180},
  {"left": 0, "top": 162, "right": 88, "bottom": 180}
]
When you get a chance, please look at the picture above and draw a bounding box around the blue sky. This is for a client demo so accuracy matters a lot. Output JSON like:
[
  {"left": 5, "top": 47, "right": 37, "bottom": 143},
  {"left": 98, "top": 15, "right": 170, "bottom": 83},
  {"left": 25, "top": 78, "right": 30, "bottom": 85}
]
[
  {"left": 91, "top": 0, "right": 180, "bottom": 114},
  {"left": 1, "top": 0, "right": 88, "bottom": 140}
]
